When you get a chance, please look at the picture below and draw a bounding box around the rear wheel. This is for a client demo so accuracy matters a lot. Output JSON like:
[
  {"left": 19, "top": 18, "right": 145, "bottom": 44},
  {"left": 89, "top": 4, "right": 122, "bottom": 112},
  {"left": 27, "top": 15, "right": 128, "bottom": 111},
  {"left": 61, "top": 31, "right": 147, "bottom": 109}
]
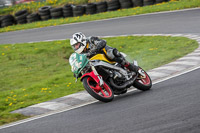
[
  {"left": 82, "top": 77, "right": 114, "bottom": 102},
  {"left": 133, "top": 68, "right": 152, "bottom": 91}
]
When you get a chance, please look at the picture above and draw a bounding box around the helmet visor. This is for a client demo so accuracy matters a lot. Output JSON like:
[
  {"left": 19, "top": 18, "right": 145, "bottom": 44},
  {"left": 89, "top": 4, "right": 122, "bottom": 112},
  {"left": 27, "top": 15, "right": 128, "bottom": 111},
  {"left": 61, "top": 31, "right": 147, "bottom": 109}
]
[{"left": 72, "top": 42, "right": 82, "bottom": 51}]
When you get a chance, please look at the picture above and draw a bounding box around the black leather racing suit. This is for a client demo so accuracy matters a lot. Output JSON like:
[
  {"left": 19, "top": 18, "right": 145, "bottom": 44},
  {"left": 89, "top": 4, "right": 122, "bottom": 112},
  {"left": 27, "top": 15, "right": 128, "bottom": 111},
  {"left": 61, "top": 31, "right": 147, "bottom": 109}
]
[{"left": 83, "top": 36, "right": 138, "bottom": 72}]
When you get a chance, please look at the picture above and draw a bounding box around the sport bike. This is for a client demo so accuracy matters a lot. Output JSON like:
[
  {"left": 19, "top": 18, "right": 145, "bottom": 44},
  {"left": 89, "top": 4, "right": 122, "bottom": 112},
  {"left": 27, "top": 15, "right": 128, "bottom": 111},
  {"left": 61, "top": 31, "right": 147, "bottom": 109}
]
[{"left": 69, "top": 51, "right": 152, "bottom": 102}]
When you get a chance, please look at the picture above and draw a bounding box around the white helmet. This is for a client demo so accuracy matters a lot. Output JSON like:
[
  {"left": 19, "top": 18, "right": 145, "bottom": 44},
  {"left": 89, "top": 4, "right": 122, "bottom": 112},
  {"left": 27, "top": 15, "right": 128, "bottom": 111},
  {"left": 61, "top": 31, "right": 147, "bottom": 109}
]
[{"left": 70, "top": 32, "right": 87, "bottom": 54}]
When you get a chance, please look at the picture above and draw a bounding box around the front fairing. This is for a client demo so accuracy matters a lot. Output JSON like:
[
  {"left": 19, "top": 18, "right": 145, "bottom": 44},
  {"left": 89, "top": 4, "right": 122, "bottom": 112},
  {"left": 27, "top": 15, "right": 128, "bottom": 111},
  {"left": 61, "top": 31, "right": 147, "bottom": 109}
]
[{"left": 69, "top": 53, "right": 89, "bottom": 78}]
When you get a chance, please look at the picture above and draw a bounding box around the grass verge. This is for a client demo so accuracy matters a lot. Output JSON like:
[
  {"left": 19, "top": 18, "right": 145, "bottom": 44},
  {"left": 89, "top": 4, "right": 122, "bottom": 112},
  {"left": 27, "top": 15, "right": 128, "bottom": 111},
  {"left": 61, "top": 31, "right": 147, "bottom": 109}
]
[
  {"left": 0, "top": 0, "right": 88, "bottom": 15},
  {"left": 0, "top": 36, "right": 198, "bottom": 125},
  {"left": 0, "top": 0, "right": 200, "bottom": 33}
]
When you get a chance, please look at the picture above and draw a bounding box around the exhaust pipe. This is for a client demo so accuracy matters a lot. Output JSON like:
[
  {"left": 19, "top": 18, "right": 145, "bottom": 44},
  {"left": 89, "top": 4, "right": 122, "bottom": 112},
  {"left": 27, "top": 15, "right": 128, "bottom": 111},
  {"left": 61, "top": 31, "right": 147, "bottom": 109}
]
[{"left": 109, "top": 75, "right": 137, "bottom": 90}]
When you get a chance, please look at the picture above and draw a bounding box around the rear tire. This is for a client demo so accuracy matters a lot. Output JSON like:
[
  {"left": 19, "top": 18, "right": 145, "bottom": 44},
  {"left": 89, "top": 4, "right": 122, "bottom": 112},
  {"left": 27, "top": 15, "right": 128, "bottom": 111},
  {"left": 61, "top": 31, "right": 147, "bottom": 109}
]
[
  {"left": 133, "top": 68, "right": 152, "bottom": 91},
  {"left": 82, "top": 77, "right": 114, "bottom": 102}
]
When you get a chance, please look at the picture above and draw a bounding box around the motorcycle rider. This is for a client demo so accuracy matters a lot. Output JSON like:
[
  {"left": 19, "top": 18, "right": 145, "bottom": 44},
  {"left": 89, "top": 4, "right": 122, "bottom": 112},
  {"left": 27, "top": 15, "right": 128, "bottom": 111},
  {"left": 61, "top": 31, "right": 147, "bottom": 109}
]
[{"left": 70, "top": 32, "right": 139, "bottom": 74}]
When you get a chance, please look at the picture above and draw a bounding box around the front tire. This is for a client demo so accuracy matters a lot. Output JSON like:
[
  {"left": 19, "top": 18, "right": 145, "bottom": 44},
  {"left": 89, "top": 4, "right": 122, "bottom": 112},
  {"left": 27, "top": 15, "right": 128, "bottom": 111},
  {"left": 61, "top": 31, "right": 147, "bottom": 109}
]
[
  {"left": 133, "top": 68, "right": 152, "bottom": 91},
  {"left": 82, "top": 77, "right": 114, "bottom": 102}
]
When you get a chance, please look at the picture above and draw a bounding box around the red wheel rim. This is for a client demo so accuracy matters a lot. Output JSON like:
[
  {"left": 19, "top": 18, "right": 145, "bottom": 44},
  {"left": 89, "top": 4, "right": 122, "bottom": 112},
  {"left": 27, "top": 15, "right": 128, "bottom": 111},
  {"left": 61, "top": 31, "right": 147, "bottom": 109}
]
[
  {"left": 137, "top": 70, "right": 150, "bottom": 85},
  {"left": 87, "top": 77, "right": 112, "bottom": 98}
]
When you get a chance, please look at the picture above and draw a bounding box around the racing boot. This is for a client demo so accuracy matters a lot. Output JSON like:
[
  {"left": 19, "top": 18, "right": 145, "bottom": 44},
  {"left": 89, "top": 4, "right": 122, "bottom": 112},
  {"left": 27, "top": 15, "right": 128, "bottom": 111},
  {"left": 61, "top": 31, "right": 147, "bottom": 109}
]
[
  {"left": 124, "top": 62, "right": 146, "bottom": 79},
  {"left": 124, "top": 62, "right": 139, "bottom": 74},
  {"left": 110, "top": 48, "right": 139, "bottom": 73}
]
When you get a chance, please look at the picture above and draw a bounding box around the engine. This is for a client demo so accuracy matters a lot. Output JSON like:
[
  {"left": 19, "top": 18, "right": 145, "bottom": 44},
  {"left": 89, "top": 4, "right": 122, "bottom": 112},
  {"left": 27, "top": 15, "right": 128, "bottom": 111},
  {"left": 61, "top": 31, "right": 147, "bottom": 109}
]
[
  {"left": 113, "top": 71, "right": 123, "bottom": 80},
  {"left": 112, "top": 70, "right": 126, "bottom": 85}
]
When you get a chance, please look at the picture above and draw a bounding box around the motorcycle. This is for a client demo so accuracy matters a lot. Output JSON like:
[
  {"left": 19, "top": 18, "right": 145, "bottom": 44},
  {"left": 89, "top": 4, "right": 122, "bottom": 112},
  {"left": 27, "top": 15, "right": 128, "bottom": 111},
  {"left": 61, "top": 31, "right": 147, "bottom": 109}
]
[{"left": 69, "top": 50, "right": 152, "bottom": 102}]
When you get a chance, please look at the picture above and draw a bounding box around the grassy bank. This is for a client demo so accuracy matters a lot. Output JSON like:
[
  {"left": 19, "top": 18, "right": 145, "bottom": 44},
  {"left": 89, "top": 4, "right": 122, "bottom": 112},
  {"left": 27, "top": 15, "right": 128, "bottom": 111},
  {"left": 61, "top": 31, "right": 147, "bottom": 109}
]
[
  {"left": 0, "top": 0, "right": 200, "bottom": 33},
  {"left": 0, "top": 0, "right": 89, "bottom": 15},
  {"left": 0, "top": 36, "right": 198, "bottom": 125}
]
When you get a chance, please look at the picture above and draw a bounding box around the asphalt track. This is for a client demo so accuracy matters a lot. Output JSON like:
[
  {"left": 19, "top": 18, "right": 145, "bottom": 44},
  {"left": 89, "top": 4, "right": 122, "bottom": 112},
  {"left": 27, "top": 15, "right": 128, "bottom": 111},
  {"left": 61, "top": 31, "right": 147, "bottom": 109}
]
[
  {"left": 1, "top": 67, "right": 200, "bottom": 133},
  {"left": 0, "top": 8, "right": 200, "bottom": 133},
  {"left": 0, "top": 8, "right": 200, "bottom": 44}
]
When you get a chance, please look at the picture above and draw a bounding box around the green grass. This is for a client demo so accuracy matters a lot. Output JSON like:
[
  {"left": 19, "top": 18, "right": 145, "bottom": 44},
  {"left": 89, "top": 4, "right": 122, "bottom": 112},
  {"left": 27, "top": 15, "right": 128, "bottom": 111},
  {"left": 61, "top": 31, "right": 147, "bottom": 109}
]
[
  {"left": 0, "top": 36, "right": 198, "bottom": 125},
  {"left": 0, "top": 0, "right": 200, "bottom": 33}
]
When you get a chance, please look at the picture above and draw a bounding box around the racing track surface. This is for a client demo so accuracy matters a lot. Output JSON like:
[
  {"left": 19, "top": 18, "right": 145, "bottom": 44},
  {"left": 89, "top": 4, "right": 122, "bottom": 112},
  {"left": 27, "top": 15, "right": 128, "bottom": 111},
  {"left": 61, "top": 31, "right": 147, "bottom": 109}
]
[
  {"left": 0, "top": 8, "right": 200, "bottom": 44},
  {"left": 1, "top": 67, "right": 200, "bottom": 133},
  {"left": 0, "top": 8, "right": 200, "bottom": 133}
]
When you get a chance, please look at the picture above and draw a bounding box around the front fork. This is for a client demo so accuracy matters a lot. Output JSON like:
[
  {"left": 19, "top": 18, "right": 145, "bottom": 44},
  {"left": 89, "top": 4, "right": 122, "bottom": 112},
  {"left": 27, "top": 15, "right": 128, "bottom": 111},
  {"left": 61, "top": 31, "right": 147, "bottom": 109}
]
[
  {"left": 81, "top": 62, "right": 104, "bottom": 87},
  {"left": 89, "top": 62, "right": 104, "bottom": 87}
]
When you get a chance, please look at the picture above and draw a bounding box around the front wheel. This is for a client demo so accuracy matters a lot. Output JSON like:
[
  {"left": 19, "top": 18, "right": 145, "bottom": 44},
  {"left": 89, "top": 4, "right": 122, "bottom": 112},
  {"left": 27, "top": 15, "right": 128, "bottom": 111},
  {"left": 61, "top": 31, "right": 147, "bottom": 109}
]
[
  {"left": 133, "top": 68, "right": 152, "bottom": 91},
  {"left": 82, "top": 77, "right": 114, "bottom": 102}
]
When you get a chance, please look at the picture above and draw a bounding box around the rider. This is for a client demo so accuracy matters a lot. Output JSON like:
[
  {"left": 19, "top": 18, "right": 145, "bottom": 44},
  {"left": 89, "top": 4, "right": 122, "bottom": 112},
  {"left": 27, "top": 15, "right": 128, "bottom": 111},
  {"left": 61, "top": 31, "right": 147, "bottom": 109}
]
[{"left": 70, "top": 32, "right": 139, "bottom": 74}]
